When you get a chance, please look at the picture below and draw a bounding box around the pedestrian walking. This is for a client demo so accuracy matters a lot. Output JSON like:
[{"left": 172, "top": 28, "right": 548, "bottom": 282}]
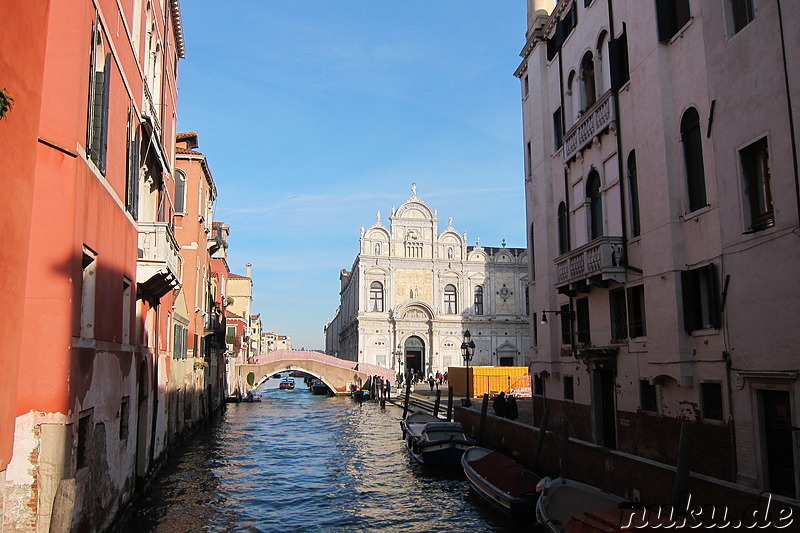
[
  {"left": 493, "top": 391, "right": 507, "bottom": 418},
  {"left": 506, "top": 394, "right": 518, "bottom": 420}
]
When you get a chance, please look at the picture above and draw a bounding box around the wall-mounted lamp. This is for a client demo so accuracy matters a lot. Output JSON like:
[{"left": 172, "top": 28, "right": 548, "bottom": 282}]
[{"left": 540, "top": 309, "right": 575, "bottom": 325}]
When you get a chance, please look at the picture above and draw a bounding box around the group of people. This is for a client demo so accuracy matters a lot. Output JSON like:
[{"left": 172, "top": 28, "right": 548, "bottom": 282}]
[
  {"left": 396, "top": 370, "right": 449, "bottom": 390},
  {"left": 492, "top": 391, "right": 519, "bottom": 420}
]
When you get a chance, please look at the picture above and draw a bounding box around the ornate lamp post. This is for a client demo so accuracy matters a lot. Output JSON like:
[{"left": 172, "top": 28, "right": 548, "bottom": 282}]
[{"left": 460, "top": 330, "right": 476, "bottom": 407}]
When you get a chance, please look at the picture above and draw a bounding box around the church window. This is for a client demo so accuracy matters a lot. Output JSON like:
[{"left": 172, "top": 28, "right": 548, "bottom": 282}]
[
  {"left": 444, "top": 284, "right": 457, "bottom": 314},
  {"left": 370, "top": 281, "right": 384, "bottom": 312},
  {"left": 474, "top": 286, "right": 484, "bottom": 315}
]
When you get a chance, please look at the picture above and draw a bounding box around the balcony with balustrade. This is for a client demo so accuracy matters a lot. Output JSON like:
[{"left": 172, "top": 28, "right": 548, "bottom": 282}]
[
  {"left": 137, "top": 221, "right": 180, "bottom": 300},
  {"left": 554, "top": 236, "right": 626, "bottom": 293},
  {"left": 563, "top": 90, "right": 616, "bottom": 162}
]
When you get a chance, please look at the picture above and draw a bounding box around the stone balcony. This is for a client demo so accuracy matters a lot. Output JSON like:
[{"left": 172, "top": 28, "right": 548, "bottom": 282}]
[
  {"left": 137, "top": 221, "right": 180, "bottom": 300},
  {"left": 563, "top": 90, "right": 616, "bottom": 161},
  {"left": 554, "top": 236, "right": 626, "bottom": 292}
]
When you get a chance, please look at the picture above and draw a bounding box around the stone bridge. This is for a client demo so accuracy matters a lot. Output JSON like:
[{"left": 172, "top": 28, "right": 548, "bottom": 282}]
[{"left": 234, "top": 350, "right": 395, "bottom": 395}]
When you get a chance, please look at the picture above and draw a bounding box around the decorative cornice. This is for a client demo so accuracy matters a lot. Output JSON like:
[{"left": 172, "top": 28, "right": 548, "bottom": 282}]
[{"left": 170, "top": 0, "right": 186, "bottom": 59}]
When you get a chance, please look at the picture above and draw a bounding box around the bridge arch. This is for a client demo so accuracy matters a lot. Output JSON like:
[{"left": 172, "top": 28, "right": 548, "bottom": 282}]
[{"left": 236, "top": 350, "right": 395, "bottom": 396}]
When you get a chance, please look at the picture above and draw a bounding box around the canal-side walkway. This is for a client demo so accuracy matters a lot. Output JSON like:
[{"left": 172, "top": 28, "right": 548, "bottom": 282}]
[{"left": 391, "top": 386, "right": 535, "bottom": 425}]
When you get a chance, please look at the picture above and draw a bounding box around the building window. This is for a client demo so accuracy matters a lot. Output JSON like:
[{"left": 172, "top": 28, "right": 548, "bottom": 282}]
[
  {"left": 553, "top": 107, "right": 563, "bottom": 150},
  {"left": 173, "top": 323, "right": 188, "bottom": 359},
  {"left": 640, "top": 380, "right": 658, "bottom": 412},
  {"left": 81, "top": 248, "right": 97, "bottom": 339},
  {"left": 444, "top": 284, "right": 457, "bottom": 314},
  {"left": 560, "top": 303, "right": 573, "bottom": 346},
  {"left": 557, "top": 201, "right": 569, "bottom": 255},
  {"left": 627, "top": 150, "right": 641, "bottom": 237},
  {"left": 523, "top": 74, "right": 529, "bottom": 98},
  {"left": 77, "top": 409, "right": 94, "bottom": 469},
  {"left": 580, "top": 52, "right": 597, "bottom": 110},
  {"left": 125, "top": 106, "right": 140, "bottom": 219},
  {"left": 701, "top": 382, "right": 724, "bottom": 421},
  {"left": 587, "top": 171, "right": 603, "bottom": 240},
  {"left": 560, "top": 1, "right": 578, "bottom": 39},
  {"left": 656, "top": 0, "right": 691, "bottom": 42},
  {"left": 122, "top": 278, "right": 131, "bottom": 344},
  {"left": 740, "top": 137, "right": 774, "bottom": 232},
  {"left": 87, "top": 19, "right": 111, "bottom": 174},
  {"left": 529, "top": 223, "right": 536, "bottom": 278},
  {"left": 175, "top": 171, "right": 187, "bottom": 215},
  {"left": 119, "top": 396, "right": 130, "bottom": 440},
  {"left": 525, "top": 286, "right": 530, "bottom": 317},
  {"left": 610, "top": 26, "right": 630, "bottom": 90},
  {"left": 681, "top": 264, "right": 721, "bottom": 333},
  {"left": 576, "top": 297, "right": 590, "bottom": 344},
  {"left": 681, "top": 107, "right": 707, "bottom": 213},
  {"left": 609, "top": 288, "right": 628, "bottom": 342},
  {"left": 727, "top": 0, "right": 755, "bottom": 36},
  {"left": 526, "top": 141, "right": 532, "bottom": 176},
  {"left": 474, "top": 286, "right": 484, "bottom": 315},
  {"left": 370, "top": 281, "right": 384, "bottom": 312},
  {"left": 534, "top": 374, "right": 544, "bottom": 396},
  {"left": 627, "top": 285, "right": 647, "bottom": 338},
  {"left": 564, "top": 375, "right": 574, "bottom": 401}
]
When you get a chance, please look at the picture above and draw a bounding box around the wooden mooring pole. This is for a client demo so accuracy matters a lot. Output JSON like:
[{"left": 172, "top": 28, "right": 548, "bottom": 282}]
[
  {"left": 532, "top": 408, "right": 550, "bottom": 471},
  {"left": 433, "top": 389, "right": 442, "bottom": 418},
  {"left": 446, "top": 386, "right": 454, "bottom": 421}
]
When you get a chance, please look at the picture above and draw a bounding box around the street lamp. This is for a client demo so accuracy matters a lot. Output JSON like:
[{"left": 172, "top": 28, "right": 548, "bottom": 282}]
[{"left": 460, "top": 330, "right": 476, "bottom": 407}]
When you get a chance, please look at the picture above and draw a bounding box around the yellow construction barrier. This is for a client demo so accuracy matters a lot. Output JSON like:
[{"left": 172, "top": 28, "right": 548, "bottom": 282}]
[{"left": 447, "top": 366, "right": 530, "bottom": 398}]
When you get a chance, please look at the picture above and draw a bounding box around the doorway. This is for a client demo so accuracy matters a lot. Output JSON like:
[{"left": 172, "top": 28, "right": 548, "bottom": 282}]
[
  {"left": 404, "top": 336, "right": 425, "bottom": 377},
  {"left": 592, "top": 366, "right": 617, "bottom": 449},
  {"left": 759, "top": 390, "right": 796, "bottom": 497}
]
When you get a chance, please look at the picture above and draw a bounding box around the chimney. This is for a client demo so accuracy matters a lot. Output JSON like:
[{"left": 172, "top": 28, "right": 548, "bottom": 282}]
[{"left": 246, "top": 263, "right": 252, "bottom": 278}]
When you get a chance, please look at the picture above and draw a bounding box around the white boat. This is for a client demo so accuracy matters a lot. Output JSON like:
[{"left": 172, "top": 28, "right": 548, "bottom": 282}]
[
  {"left": 400, "top": 411, "right": 473, "bottom": 465},
  {"left": 536, "top": 477, "right": 628, "bottom": 532},
  {"left": 461, "top": 446, "right": 540, "bottom": 516}
]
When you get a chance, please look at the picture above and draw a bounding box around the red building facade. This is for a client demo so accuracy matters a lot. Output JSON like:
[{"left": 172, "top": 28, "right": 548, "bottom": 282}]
[{"left": 0, "top": 1, "right": 230, "bottom": 531}]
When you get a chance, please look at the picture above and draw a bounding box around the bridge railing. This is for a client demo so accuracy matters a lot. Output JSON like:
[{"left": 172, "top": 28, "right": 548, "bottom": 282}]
[{"left": 249, "top": 350, "right": 395, "bottom": 382}]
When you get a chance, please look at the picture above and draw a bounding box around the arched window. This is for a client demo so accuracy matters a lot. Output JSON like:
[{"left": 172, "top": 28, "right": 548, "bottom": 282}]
[
  {"left": 596, "top": 31, "right": 609, "bottom": 95},
  {"left": 369, "top": 281, "right": 384, "bottom": 312},
  {"left": 175, "top": 170, "right": 187, "bottom": 215},
  {"left": 474, "top": 286, "right": 484, "bottom": 315},
  {"left": 627, "top": 151, "right": 641, "bottom": 237},
  {"left": 581, "top": 51, "right": 596, "bottom": 110},
  {"left": 681, "top": 107, "right": 707, "bottom": 212},
  {"left": 587, "top": 170, "right": 603, "bottom": 240},
  {"left": 558, "top": 202, "right": 569, "bottom": 255},
  {"left": 444, "top": 284, "right": 457, "bottom": 314}
]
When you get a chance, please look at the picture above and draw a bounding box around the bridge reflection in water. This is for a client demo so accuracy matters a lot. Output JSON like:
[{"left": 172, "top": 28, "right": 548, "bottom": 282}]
[
  {"left": 114, "top": 380, "right": 519, "bottom": 532},
  {"left": 236, "top": 350, "right": 395, "bottom": 395}
]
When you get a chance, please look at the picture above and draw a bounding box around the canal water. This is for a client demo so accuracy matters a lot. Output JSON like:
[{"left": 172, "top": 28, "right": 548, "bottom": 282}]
[{"left": 114, "top": 377, "right": 524, "bottom": 532}]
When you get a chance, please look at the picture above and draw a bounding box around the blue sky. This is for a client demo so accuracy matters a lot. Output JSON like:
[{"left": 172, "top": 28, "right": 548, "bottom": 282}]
[{"left": 178, "top": 1, "right": 528, "bottom": 350}]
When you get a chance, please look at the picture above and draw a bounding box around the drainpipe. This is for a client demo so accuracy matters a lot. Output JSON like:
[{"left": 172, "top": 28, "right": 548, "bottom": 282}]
[
  {"left": 776, "top": 0, "right": 800, "bottom": 227},
  {"left": 606, "top": 0, "right": 630, "bottom": 267}
]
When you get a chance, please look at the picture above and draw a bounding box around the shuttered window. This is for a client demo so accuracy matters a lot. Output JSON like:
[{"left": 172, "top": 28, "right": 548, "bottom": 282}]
[
  {"left": 87, "top": 19, "right": 111, "bottom": 174},
  {"left": 681, "top": 264, "right": 721, "bottom": 333}
]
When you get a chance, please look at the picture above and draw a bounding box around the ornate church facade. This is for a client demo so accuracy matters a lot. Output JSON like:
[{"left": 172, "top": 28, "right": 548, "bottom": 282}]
[{"left": 325, "top": 186, "right": 530, "bottom": 379}]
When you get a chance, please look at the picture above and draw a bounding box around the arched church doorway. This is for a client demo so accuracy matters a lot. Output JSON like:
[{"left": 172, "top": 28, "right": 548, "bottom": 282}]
[{"left": 404, "top": 336, "right": 425, "bottom": 377}]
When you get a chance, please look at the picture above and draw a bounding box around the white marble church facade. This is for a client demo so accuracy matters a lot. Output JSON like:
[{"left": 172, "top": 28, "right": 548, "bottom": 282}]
[{"left": 325, "top": 186, "right": 530, "bottom": 379}]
